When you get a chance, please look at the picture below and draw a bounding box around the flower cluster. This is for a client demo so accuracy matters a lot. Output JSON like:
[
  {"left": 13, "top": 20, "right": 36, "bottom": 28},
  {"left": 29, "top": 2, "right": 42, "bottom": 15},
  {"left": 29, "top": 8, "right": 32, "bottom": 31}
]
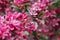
[
  {"left": 0, "top": 12, "right": 36, "bottom": 40},
  {"left": 0, "top": 0, "right": 60, "bottom": 40}
]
